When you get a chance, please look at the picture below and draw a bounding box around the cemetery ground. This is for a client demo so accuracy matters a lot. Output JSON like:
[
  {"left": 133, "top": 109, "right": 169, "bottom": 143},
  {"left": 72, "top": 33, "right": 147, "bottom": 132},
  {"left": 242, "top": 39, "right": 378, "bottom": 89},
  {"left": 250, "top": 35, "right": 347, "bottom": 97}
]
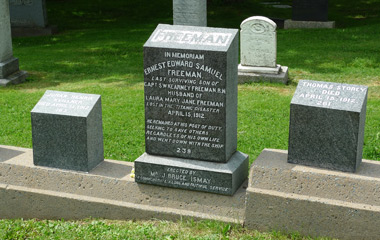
[{"left": 0, "top": 0, "right": 379, "bottom": 239}]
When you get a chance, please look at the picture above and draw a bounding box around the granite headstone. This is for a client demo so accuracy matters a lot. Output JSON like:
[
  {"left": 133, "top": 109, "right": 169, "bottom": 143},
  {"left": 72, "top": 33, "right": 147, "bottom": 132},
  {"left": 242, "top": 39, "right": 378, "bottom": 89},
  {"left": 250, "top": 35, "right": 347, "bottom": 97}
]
[
  {"left": 135, "top": 24, "right": 248, "bottom": 195},
  {"left": 288, "top": 80, "right": 368, "bottom": 172},
  {"left": 9, "top": 0, "right": 48, "bottom": 28},
  {"left": 238, "top": 16, "right": 288, "bottom": 84},
  {"left": 31, "top": 90, "right": 104, "bottom": 172},
  {"left": 292, "top": 0, "right": 329, "bottom": 22},
  {"left": 0, "top": 0, "right": 27, "bottom": 86},
  {"left": 173, "top": 0, "right": 207, "bottom": 26}
]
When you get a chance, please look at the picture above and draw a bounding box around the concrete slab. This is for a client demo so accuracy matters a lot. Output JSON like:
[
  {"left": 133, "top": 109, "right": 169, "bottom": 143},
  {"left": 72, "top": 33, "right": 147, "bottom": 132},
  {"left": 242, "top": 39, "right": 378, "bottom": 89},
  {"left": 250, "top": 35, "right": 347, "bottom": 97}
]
[
  {"left": 238, "top": 66, "right": 289, "bottom": 84},
  {"left": 0, "top": 145, "right": 246, "bottom": 224},
  {"left": 284, "top": 20, "right": 335, "bottom": 29},
  {"left": 245, "top": 149, "right": 380, "bottom": 240}
]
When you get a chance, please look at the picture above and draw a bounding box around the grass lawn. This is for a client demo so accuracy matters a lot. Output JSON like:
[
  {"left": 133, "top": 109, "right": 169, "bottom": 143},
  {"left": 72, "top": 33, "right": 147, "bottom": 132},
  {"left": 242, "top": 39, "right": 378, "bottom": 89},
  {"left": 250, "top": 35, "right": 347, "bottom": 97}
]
[{"left": 0, "top": 0, "right": 379, "bottom": 238}]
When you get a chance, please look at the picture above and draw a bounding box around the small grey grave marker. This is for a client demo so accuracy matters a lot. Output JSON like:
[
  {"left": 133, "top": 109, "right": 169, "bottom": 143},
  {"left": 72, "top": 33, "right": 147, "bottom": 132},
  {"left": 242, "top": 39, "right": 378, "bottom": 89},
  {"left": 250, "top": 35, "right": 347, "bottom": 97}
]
[
  {"left": 284, "top": 0, "right": 335, "bottom": 29},
  {"left": 135, "top": 24, "right": 248, "bottom": 195},
  {"left": 173, "top": 0, "right": 207, "bottom": 26},
  {"left": 0, "top": 0, "right": 27, "bottom": 86},
  {"left": 31, "top": 90, "right": 104, "bottom": 172},
  {"left": 9, "top": 0, "right": 47, "bottom": 28},
  {"left": 288, "top": 80, "right": 368, "bottom": 172}
]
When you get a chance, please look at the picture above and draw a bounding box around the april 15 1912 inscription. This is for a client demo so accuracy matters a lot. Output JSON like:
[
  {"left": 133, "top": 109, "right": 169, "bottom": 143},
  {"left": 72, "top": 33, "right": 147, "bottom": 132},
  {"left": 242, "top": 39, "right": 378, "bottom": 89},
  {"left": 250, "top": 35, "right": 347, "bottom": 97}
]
[{"left": 143, "top": 24, "right": 238, "bottom": 163}]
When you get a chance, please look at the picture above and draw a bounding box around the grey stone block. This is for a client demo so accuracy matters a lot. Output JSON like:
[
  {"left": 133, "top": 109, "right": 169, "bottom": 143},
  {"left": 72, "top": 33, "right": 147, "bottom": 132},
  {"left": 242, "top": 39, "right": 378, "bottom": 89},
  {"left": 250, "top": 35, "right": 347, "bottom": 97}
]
[
  {"left": 0, "top": 70, "right": 28, "bottom": 86},
  {"left": 9, "top": 0, "right": 48, "bottom": 28},
  {"left": 288, "top": 80, "right": 368, "bottom": 172},
  {"left": 31, "top": 90, "right": 104, "bottom": 172},
  {"left": 292, "top": 0, "right": 329, "bottom": 21},
  {"left": 143, "top": 24, "right": 239, "bottom": 163},
  {"left": 135, "top": 151, "right": 249, "bottom": 195},
  {"left": 238, "top": 65, "right": 289, "bottom": 84},
  {"left": 0, "top": 57, "right": 19, "bottom": 78},
  {"left": 173, "top": 0, "right": 207, "bottom": 26},
  {"left": 284, "top": 19, "right": 335, "bottom": 29},
  {"left": 245, "top": 149, "right": 380, "bottom": 240}
]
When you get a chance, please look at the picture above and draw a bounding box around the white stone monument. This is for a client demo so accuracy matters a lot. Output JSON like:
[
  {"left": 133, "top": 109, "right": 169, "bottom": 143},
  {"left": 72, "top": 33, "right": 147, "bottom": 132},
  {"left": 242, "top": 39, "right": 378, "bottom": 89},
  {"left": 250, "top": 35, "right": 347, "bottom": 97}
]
[
  {"left": 173, "top": 0, "right": 207, "bottom": 26},
  {"left": 238, "top": 16, "right": 288, "bottom": 84},
  {"left": 0, "top": 0, "right": 27, "bottom": 86}
]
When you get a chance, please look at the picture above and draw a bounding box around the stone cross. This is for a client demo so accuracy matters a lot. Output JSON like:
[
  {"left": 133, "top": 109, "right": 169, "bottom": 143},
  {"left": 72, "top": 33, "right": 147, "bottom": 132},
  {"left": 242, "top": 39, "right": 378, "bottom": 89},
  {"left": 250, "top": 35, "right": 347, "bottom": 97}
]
[
  {"left": 173, "top": 0, "right": 207, "bottom": 26},
  {"left": 240, "top": 16, "right": 277, "bottom": 68}
]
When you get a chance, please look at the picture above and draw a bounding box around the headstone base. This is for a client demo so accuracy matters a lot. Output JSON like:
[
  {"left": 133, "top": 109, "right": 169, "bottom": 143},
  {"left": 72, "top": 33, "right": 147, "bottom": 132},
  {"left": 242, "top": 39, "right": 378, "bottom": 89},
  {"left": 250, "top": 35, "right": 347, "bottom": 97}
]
[
  {"left": 0, "top": 57, "right": 28, "bottom": 86},
  {"left": 245, "top": 148, "right": 380, "bottom": 239},
  {"left": 238, "top": 66, "right": 289, "bottom": 84},
  {"left": 284, "top": 20, "right": 335, "bottom": 29},
  {"left": 0, "top": 57, "right": 19, "bottom": 78},
  {"left": 238, "top": 64, "right": 281, "bottom": 74},
  {"left": 135, "top": 152, "right": 249, "bottom": 196},
  {"left": 11, "top": 25, "right": 58, "bottom": 37},
  {"left": 0, "top": 70, "right": 28, "bottom": 86}
]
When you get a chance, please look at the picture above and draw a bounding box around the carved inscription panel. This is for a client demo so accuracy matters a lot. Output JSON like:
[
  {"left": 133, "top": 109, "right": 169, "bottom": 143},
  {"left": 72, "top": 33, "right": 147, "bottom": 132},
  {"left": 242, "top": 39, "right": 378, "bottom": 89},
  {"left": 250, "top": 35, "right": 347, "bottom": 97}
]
[
  {"left": 144, "top": 48, "right": 227, "bottom": 162},
  {"left": 31, "top": 90, "right": 100, "bottom": 117},
  {"left": 291, "top": 80, "right": 368, "bottom": 112}
]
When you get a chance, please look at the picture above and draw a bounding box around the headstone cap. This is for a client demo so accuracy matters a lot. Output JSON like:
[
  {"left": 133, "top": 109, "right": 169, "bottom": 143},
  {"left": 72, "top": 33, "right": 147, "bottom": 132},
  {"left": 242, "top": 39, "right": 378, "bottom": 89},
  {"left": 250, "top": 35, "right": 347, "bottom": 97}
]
[
  {"left": 144, "top": 24, "right": 238, "bottom": 52},
  {"left": 31, "top": 90, "right": 101, "bottom": 117},
  {"left": 240, "top": 16, "right": 277, "bottom": 30}
]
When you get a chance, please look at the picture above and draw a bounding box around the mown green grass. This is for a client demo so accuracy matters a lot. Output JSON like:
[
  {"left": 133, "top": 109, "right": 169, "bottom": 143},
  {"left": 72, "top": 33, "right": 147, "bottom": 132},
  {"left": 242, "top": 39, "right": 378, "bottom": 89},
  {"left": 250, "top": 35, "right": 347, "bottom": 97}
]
[
  {"left": 0, "top": 218, "right": 335, "bottom": 240},
  {"left": 0, "top": 0, "right": 379, "bottom": 238},
  {"left": 1, "top": 0, "right": 379, "bottom": 162}
]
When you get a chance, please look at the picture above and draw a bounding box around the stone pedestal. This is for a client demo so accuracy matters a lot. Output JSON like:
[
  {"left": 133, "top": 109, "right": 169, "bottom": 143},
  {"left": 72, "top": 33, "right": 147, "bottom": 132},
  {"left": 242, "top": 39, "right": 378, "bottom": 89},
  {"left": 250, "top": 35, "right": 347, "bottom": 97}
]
[
  {"left": 135, "top": 152, "right": 248, "bottom": 195},
  {"left": 284, "top": 19, "right": 335, "bottom": 29},
  {"left": 238, "top": 64, "right": 289, "bottom": 84},
  {"left": 245, "top": 149, "right": 380, "bottom": 240},
  {"left": 31, "top": 90, "right": 104, "bottom": 172},
  {"left": 135, "top": 24, "right": 248, "bottom": 195},
  {"left": 0, "top": 0, "right": 27, "bottom": 86}
]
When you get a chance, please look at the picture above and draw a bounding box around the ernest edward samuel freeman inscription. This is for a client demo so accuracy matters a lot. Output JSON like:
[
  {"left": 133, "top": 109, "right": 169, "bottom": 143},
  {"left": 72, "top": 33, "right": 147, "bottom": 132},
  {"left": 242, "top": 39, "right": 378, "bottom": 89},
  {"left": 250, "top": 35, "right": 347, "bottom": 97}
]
[
  {"left": 288, "top": 80, "right": 368, "bottom": 172},
  {"left": 143, "top": 24, "right": 237, "bottom": 163}
]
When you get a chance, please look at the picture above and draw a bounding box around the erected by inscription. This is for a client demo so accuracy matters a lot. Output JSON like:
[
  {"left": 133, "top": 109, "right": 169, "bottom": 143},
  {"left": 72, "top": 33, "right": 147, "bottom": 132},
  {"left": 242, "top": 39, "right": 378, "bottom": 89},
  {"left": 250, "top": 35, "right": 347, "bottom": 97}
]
[
  {"left": 135, "top": 152, "right": 248, "bottom": 195},
  {"left": 288, "top": 80, "right": 368, "bottom": 172},
  {"left": 31, "top": 90, "right": 104, "bottom": 172}
]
